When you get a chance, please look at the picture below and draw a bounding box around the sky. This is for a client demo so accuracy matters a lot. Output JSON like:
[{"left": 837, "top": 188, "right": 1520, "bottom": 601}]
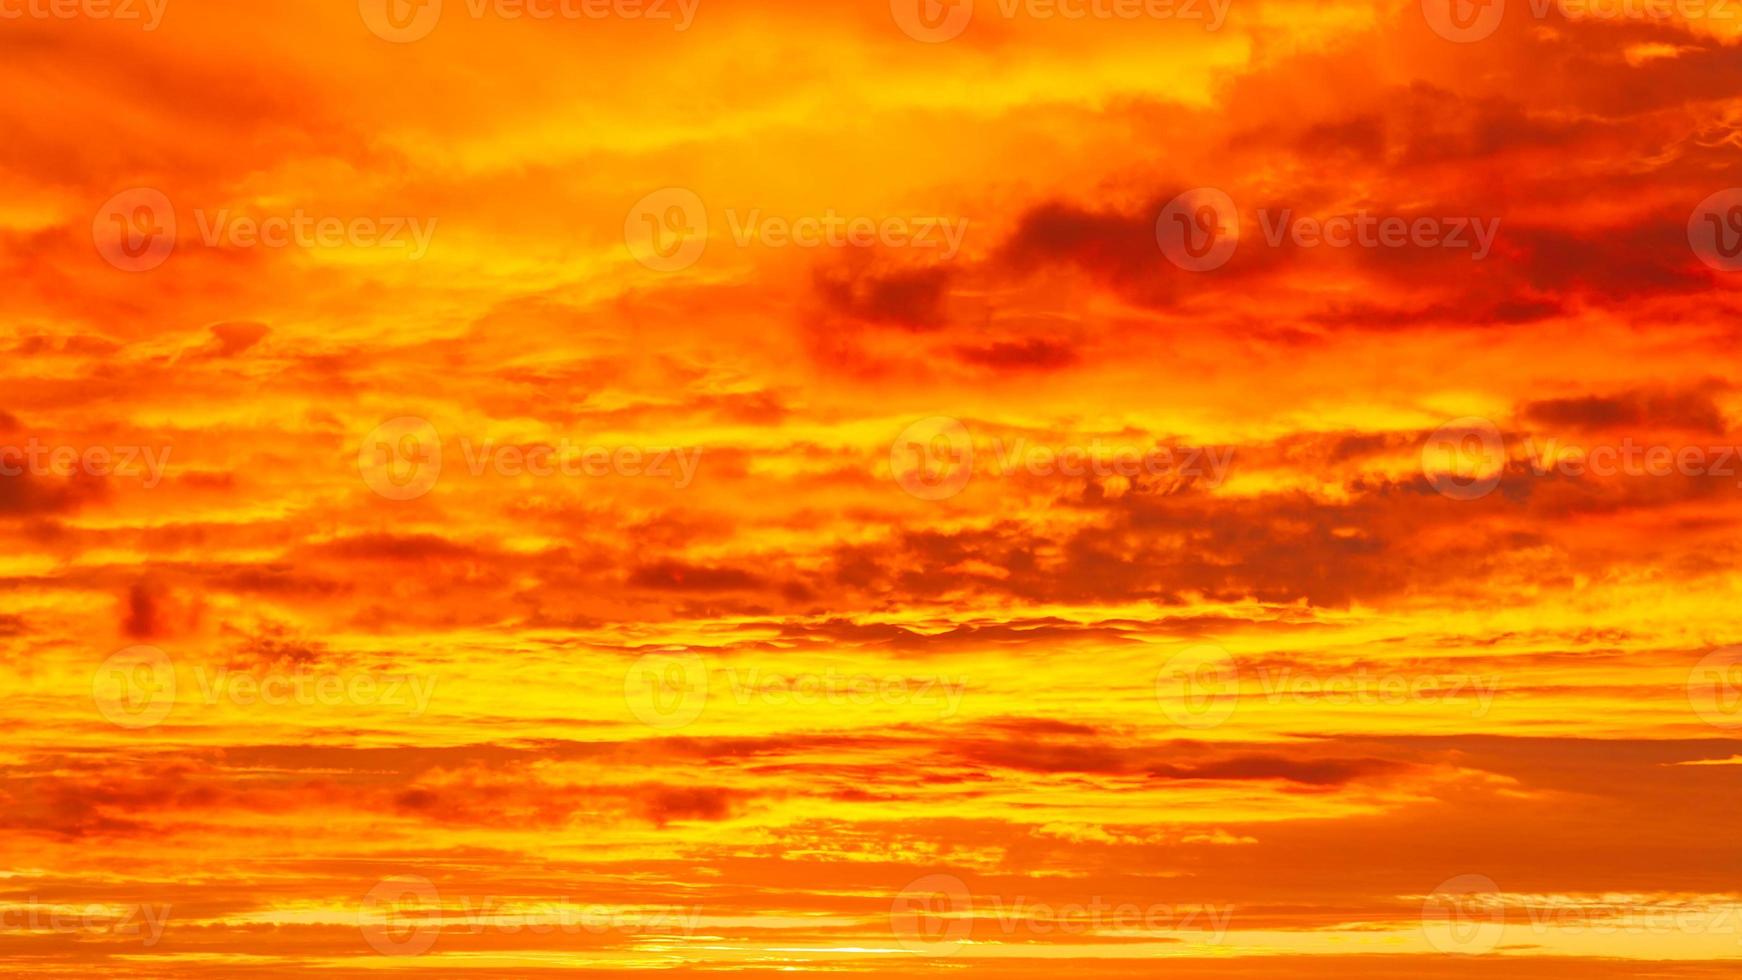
[{"left": 4, "top": 0, "right": 1742, "bottom": 975}]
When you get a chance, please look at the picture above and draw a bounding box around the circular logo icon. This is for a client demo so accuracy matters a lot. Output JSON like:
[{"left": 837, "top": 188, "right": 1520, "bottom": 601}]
[
  {"left": 94, "top": 188, "right": 176, "bottom": 272},
  {"left": 359, "top": 875, "right": 441, "bottom": 956},
  {"left": 624, "top": 653, "right": 709, "bottom": 730},
  {"left": 92, "top": 645, "right": 177, "bottom": 729},
  {"left": 360, "top": 0, "right": 442, "bottom": 42},
  {"left": 625, "top": 188, "right": 707, "bottom": 272},
  {"left": 1688, "top": 646, "right": 1742, "bottom": 729},
  {"left": 1421, "top": 874, "right": 1504, "bottom": 954},
  {"left": 1157, "top": 188, "right": 1239, "bottom": 272},
  {"left": 890, "top": 873, "right": 973, "bottom": 955},
  {"left": 891, "top": 0, "right": 973, "bottom": 42},
  {"left": 1422, "top": 417, "right": 1506, "bottom": 501},
  {"left": 359, "top": 417, "right": 442, "bottom": 501},
  {"left": 891, "top": 417, "right": 974, "bottom": 501},
  {"left": 1688, "top": 189, "right": 1742, "bottom": 273},
  {"left": 1154, "top": 643, "right": 1239, "bottom": 729},
  {"left": 1421, "top": 0, "right": 1504, "bottom": 42}
]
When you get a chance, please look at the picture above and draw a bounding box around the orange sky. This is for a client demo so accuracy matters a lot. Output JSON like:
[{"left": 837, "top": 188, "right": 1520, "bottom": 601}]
[{"left": 4, "top": 0, "right": 1742, "bottom": 976}]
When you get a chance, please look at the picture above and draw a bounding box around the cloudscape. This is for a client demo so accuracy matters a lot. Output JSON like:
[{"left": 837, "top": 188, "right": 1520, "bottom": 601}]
[{"left": 4, "top": 0, "right": 1742, "bottom": 975}]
